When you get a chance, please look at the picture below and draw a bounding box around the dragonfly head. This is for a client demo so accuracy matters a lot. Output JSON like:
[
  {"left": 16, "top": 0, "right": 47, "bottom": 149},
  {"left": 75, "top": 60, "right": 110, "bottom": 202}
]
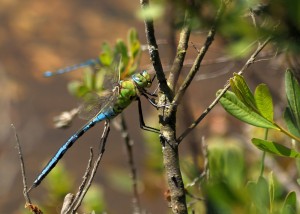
[{"left": 132, "top": 70, "right": 152, "bottom": 88}]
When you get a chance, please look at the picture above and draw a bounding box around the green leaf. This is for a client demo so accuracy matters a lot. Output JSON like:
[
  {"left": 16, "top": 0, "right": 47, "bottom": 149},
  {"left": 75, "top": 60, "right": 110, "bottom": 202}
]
[
  {"left": 281, "top": 192, "right": 297, "bottom": 214},
  {"left": 99, "top": 52, "right": 113, "bottom": 66},
  {"left": 232, "top": 74, "right": 257, "bottom": 110},
  {"left": 99, "top": 42, "right": 113, "bottom": 66},
  {"left": 229, "top": 78, "right": 246, "bottom": 104},
  {"left": 101, "top": 42, "right": 112, "bottom": 54},
  {"left": 284, "top": 107, "right": 300, "bottom": 138},
  {"left": 285, "top": 69, "right": 300, "bottom": 128},
  {"left": 218, "top": 90, "right": 279, "bottom": 129},
  {"left": 251, "top": 138, "right": 300, "bottom": 158},
  {"left": 115, "top": 40, "right": 128, "bottom": 59},
  {"left": 76, "top": 85, "right": 90, "bottom": 98},
  {"left": 128, "top": 28, "right": 138, "bottom": 45},
  {"left": 254, "top": 83, "right": 274, "bottom": 121}
]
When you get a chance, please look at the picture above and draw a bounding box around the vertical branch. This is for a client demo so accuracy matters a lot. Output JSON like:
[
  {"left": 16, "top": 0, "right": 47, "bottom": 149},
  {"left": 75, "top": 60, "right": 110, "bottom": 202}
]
[
  {"left": 140, "top": 0, "right": 172, "bottom": 99},
  {"left": 141, "top": 0, "right": 187, "bottom": 214}
]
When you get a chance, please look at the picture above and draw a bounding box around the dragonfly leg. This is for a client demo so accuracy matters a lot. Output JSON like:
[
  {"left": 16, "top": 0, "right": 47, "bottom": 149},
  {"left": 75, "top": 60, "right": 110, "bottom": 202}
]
[
  {"left": 137, "top": 98, "right": 160, "bottom": 133},
  {"left": 142, "top": 93, "right": 170, "bottom": 109}
]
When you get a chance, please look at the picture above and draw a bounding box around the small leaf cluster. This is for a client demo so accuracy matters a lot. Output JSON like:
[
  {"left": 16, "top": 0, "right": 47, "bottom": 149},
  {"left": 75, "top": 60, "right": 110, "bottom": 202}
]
[
  {"left": 218, "top": 71, "right": 300, "bottom": 158},
  {"left": 68, "top": 28, "right": 142, "bottom": 98}
]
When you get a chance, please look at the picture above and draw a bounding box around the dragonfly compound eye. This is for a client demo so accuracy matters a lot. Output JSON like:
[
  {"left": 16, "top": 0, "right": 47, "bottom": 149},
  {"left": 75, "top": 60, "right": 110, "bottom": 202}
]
[{"left": 132, "top": 71, "right": 151, "bottom": 88}]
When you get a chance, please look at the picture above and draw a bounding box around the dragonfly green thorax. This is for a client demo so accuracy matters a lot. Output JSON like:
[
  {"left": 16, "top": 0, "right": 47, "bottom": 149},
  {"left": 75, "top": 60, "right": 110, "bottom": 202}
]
[{"left": 112, "top": 70, "right": 152, "bottom": 115}]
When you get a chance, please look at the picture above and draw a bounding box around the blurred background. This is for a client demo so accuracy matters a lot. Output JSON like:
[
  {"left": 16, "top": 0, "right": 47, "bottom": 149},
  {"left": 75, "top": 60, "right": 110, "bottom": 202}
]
[{"left": 0, "top": 0, "right": 292, "bottom": 213}]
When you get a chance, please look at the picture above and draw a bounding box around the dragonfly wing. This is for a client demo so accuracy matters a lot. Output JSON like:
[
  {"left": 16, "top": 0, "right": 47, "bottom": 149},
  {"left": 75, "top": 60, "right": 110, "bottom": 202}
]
[
  {"left": 78, "top": 88, "right": 119, "bottom": 121},
  {"left": 101, "top": 54, "right": 121, "bottom": 89},
  {"left": 77, "top": 55, "right": 121, "bottom": 120}
]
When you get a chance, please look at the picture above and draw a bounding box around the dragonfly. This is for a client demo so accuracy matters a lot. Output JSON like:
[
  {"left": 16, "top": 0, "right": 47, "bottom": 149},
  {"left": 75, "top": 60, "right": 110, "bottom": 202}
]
[{"left": 28, "top": 58, "right": 160, "bottom": 192}]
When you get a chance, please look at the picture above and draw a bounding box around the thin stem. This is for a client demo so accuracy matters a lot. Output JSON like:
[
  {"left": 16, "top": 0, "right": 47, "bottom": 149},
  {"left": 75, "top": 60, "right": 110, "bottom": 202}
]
[
  {"left": 120, "top": 114, "right": 141, "bottom": 214},
  {"left": 177, "top": 37, "right": 272, "bottom": 143},
  {"left": 170, "top": 1, "right": 226, "bottom": 111},
  {"left": 260, "top": 129, "right": 269, "bottom": 177},
  {"left": 11, "top": 124, "right": 31, "bottom": 203},
  {"left": 65, "top": 121, "right": 110, "bottom": 213},
  {"left": 62, "top": 148, "right": 94, "bottom": 214},
  {"left": 168, "top": 11, "right": 191, "bottom": 91},
  {"left": 277, "top": 125, "right": 300, "bottom": 143},
  {"left": 12, "top": 124, "right": 44, "bottom": 214}
]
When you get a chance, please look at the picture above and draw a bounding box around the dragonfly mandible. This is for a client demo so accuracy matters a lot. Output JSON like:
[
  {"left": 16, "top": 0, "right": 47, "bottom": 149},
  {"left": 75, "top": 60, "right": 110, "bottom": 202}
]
[{"left": 28, "top": 58, "right": 159, "bottom": 192}]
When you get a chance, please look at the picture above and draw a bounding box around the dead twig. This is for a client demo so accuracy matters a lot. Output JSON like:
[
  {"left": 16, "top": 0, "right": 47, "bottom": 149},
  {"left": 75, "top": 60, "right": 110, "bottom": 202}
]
[
  {"left": 12, "top": 124, "right": 43, "bottom": 214},
  {"left": 119, "top": 114, "right": 142, "bottom": 214},
  {"left": 63, "top": 121, "right": 110, "bottom": 214}
]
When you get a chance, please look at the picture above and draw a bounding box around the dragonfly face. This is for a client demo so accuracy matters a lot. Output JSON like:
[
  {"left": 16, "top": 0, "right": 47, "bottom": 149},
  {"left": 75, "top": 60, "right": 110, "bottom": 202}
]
[{"left": 132, "top": 70, "right": 152, "bottom": 88}]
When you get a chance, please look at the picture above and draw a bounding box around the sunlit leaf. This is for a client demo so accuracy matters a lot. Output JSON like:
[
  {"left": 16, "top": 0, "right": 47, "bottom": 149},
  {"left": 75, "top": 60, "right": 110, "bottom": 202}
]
[
  {"left": 116, "top": 40, "right": 128, "bottom": 61},
  {"left": 251, "top": 138, "right": 300, "bottom": 158},
  {"left": 254, "top": 83, "right": 274, "bottom": 121},
  {"left": 99, "top": 52, "right": 113, "bottom": 66},
  {"left": 99, "top": 42, "right": 113, "bottom": 66},
  {"left": 232, "top": 74, "right": 257, "bottom": 110},
  {"left": 217, "top": 90, "right": 279, "bottom": 129},
  {"left": 229, "top": 77, "right": 246, "bottom": 104}
]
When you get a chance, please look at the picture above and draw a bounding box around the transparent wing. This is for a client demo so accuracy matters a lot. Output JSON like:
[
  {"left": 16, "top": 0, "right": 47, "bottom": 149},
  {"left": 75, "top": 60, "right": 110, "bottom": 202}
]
[
  {"left": 78, "top": 89, "right": 119, "bottom": 120},
  {"left": 101, "top": 54, "right": 121, "bottom": 90},
  {"left": 78, "top": 55, "right": 121, "bottom": 121}
]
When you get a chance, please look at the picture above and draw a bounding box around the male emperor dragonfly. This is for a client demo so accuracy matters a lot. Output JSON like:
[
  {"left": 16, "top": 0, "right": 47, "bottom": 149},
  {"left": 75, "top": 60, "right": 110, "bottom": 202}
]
[{"left": 28, "top": 57, "right": 159, "bottom": 192}]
